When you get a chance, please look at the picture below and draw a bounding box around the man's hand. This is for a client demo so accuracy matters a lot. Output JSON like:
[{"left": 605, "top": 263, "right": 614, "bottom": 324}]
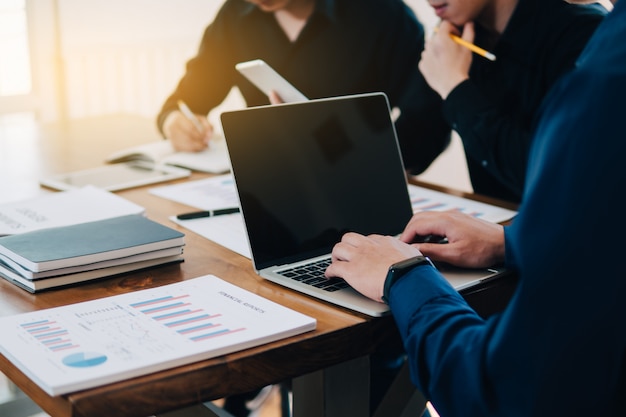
[
  {"left": 419, "top": 21, "right": 474, "bottom": 99},
  {"left": 325, "top": 233, "right": 422, "bottom": 302},
  {"left": 400, "top": 211, "right": 506, "bottom": 269}
]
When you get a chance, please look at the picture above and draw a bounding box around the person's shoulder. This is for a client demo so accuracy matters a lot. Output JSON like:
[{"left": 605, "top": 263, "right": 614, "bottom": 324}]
[
  {"left": 334, "top": 0, "right": 417, "bottom": 20},
  {"left": 521, "top": 0, "right": 607, "bottom": 47},
  {"left": 339, "top": 0, "right": 423, "bottom": 33},
  {"left": 560, "top": 0, "right": 609, "bottom": 17},
  {"left": 553, "top": 0, "right": 608, "bottom": 26}
]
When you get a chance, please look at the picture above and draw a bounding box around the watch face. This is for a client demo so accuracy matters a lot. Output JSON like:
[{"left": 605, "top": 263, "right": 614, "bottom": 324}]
[
  {"left": 384, "top": 256, "right": 433, "bottom": 304},
  {"left": 392, "top": 256, "right": 429, "bottom": 272}
]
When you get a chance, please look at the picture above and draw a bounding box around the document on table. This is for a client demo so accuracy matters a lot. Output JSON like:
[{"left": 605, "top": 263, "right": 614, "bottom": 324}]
[
  {"left": 150, "top": 174, "right": 240, "bottom": 210},
  {"left": 0, "top": 275, "right": 316, "bottom": 396},
  {"left": 170, "top": 213, "right": 250, "bottom": 258},
  {"left": 0, "top": 186, "right": 145, "bottom": 236},
  {"left": 150, "top": 175, "right": 250, "bottom": 258},
  {"left": 150, "top": 177, "right": 516, "bottom": 259},
  {"left": 408, "top": 184, "right": 517, "bottom": 223}
]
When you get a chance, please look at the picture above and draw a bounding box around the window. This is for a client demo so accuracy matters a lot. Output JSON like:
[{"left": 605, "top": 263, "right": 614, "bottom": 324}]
[{"left": 0, "top": 0, "right": 32, "bottom": 97}]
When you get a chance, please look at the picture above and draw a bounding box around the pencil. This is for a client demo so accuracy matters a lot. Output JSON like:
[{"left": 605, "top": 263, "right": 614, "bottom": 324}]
[
  {"left": 434, "top": 27, "right": 497, "bottom": 62},
  {"left": 177, "top": 100, "right": 205, "bottom": 133}
]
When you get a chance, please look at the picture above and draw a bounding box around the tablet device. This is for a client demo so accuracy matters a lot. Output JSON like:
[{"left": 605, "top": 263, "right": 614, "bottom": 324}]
[
  {"left": 39, "top": 161, "right": 191, "bottom": 192},
  {"left": 236, "top": 59, "right": 308, "bottom": 103}
]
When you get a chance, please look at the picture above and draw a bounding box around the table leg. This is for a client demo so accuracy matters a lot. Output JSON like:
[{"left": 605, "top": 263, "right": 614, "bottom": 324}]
[
  {"left": 372, "top": 360, "right": 427, "bottom": 417},
  {"left": 291, "top": 356, "right": 370, "bottom": 417},
  {"left": 155, "top": 402, "right": 233, "bottom": 417}
]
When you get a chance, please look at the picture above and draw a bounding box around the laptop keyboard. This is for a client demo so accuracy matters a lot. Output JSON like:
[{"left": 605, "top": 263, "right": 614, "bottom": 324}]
[{"left": 277, "top": 258, "right": 350, "bottom": 292}]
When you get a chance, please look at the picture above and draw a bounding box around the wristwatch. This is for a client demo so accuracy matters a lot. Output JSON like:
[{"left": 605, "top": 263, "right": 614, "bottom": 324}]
[{"left": 382, "top": 256, "right": 434, "bottom": 304}]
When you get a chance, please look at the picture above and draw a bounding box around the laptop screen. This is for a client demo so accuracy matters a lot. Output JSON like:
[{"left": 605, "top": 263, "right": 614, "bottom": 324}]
[{"left": 221, "top": 93, "right": 413, "bottom": 270}]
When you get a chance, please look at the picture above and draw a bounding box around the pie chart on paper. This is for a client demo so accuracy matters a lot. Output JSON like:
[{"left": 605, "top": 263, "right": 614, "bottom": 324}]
[{"left": 62, "top": 351, "right": 108, "bottom": 368}]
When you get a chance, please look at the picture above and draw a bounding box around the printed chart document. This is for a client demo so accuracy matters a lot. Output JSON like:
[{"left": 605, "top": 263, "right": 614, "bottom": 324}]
[
  {"left": 408, "top": 184, "right": 517, "bottom": 223},
  {"left": 106, "top": 137, "right": 231, "bottom": 174},
  {"left": 0, "top": 186, "right": 145, "bottom": 236},
  {"left": 0, "top": 275, "right": 316, "bottom": 396},
  {"left": 149, "top": 177, "right": 517, "bottom": 259}
]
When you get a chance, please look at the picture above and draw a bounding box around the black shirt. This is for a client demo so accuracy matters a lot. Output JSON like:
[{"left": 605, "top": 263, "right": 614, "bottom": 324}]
[
  {"left": 157, "top": 0, "right": 450, "bottom": 174},
  {"left": 443, "top": 0, "right": 607, "bottom": 203}
]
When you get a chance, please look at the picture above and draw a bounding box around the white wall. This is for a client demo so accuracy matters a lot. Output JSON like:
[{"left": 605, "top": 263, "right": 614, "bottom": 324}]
[
  {"left": 405, "top": 0, "right": 439, "bottom": 32},
  {"left": 51, "top": 0, "right": 224, "bottom": 120}
]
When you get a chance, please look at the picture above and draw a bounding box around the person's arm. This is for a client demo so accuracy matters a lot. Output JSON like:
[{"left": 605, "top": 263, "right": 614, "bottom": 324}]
[
  {"left": 379, "top": 2, "right": 451, "bottom": 175},
  {"left": 323, "top": 225, "right": 497, "bottom": 416},
  {"left": 418, "top": 21, "right": 473, "bottom": 101},
  {"left": 392, "top": 9, "right": 626, "bottom": 414},
  {"left": 156, "top": 3, "right": 239, "bottom": 151},
  {"left": 329, "top": 8, "right": 626, "bottom": 414},
  {"left": 421, "top": 7, "right": 606, "bottom": 199},
  {"left": 418, "top": 20, "right": 532, "bottom": 197}
]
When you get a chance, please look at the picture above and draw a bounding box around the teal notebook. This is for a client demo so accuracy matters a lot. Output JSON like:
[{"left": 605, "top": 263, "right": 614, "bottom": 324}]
[{"left": 0, "top": 215, "right": 185, "bottom": 272}]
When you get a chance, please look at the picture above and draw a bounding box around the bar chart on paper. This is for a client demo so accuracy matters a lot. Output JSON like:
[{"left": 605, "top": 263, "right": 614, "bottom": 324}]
[
  {"left": 21, "top": 319, "right": 79, "bottom": 353},
  {"left": 131, "top": 293, "right": 246, "bottom": 342},
  {"left": 0, "top": 275, "right": 316, "bottom": 396},
  {"left": 408, "top": 184, "right": 517, "bottom": 223}
]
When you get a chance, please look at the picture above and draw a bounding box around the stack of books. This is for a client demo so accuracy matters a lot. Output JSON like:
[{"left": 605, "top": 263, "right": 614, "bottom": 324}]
[
  {"left": 0, "top": 187, "right": 184, "bottom": 292},
  {"left": 0, "top": 214, "right": 184, "bottom": 292}
]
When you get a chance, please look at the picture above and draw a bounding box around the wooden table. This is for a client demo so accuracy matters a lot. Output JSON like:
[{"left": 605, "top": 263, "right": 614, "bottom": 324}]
[{"left": 0, "top": 114, "right": 518, "bottom": 417}]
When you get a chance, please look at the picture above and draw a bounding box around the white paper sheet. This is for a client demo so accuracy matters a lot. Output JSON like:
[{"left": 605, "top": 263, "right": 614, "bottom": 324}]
[
  {"left": 408, "top": 184, "right": 517, "bottom": 223},
  {"left": 150, "top": 178, "right": 517, "bottom": 259},
  {"left": 0, "top": 275, "right": 316, "bottom": 395},
  {"left": 150, "top": 174, "right": 239, "bottom": 211},
  {"left": 0, "top": 186, "right": 145, "bottom": 236}
]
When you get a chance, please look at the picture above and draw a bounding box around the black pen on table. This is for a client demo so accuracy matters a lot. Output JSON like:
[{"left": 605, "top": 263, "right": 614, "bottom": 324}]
[{"left": 177, "top": 207, "right": 240, "bottom": 220}]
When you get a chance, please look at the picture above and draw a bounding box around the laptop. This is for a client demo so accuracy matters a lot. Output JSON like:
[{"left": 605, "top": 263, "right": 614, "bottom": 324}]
[{"left": 221, "top": 93, "right": 505, "bottom": 316}]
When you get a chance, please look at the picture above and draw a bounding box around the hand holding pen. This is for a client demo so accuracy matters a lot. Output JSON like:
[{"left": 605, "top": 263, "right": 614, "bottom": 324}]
[
  {"left": 419, "top": 21, "right": 488, "bottom": 100},
  {"left": 162, "top": 100, "right": 213, "bottom": 152},
  {"left": 433, "top": 26, "right": 496, "bottom": 62}
]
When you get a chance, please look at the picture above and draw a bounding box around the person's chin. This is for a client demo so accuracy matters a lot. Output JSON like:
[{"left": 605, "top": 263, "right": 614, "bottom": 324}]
[{"left": 254, "top": 0, "right": 282, "bottom": 12}]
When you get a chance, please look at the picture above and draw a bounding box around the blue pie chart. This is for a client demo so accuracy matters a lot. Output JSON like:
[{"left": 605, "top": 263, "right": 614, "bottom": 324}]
[{"left": 62, "top": 352, "right": 108, "bottom": 368}]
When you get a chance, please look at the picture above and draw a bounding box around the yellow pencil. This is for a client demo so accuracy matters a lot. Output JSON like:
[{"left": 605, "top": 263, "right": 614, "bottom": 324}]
[{"left": 434, "top": 27, "right": 497, "bottom": 62}]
